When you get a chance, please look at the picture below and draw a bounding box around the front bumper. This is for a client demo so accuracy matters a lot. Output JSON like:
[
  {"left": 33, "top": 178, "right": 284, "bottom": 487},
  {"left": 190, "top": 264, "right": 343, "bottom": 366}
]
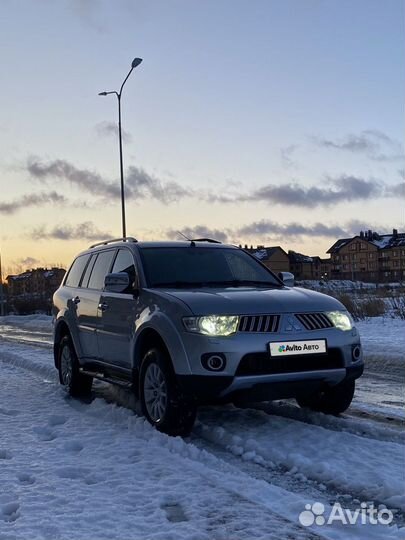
[
  {"left": 177, "top": 363, "right": 364, "bottom": 403},
  {"left": 179, "top": 325, "right": 363, "bottom": 375}
]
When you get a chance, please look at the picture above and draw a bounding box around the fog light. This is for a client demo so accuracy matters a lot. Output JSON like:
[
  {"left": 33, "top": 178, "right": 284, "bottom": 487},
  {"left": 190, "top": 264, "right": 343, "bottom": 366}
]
[
  {"left": 201, "top": 353, "right": 226, "bottom": 372},
  {"left": 352, "top": 345, "right": 361, "bottom": 361}
]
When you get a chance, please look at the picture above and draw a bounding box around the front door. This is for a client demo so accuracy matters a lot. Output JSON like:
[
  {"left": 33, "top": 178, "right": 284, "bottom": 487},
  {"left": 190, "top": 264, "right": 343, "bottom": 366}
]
[{"left": 96, "top": 248, "right": 138, "bottom": 369}]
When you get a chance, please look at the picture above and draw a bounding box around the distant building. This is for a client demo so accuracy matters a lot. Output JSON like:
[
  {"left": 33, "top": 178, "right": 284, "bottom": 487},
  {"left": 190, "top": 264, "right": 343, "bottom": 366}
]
[
  {"left": 6, "top": 267, "right": 66, "bottom": 314},
  {"left": 311, "top": 256, "right": 332, "bottom": 280},
  {"left": 327, "top": 229, "right": 405, "bottom": 282},
  {"left": 245, "top": 245, "right": 290, "bottom": 274},
  {"left": 287, "top": 252, "right": 332, "bottom": 281},
  {"left": 288, "top": 251, "right": 314, "bottom": 280}
]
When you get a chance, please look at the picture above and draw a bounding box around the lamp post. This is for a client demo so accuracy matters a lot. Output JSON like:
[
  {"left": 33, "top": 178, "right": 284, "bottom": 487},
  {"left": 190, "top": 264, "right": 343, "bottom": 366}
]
[{"left": 99, "top": 57, "right": 143, "bottom": 239}]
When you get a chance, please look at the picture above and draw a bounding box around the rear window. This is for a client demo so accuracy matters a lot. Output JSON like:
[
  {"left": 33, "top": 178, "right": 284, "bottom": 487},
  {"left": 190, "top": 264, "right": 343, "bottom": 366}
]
[
  {"left": 87, "top": 250, "right": 115, "bottom": 290},
  {"left": 80, "top": 254, "right": 97, "bottom": 288},
  {"left": 65, "top": 254, "right": 91, "bottom": 288}
]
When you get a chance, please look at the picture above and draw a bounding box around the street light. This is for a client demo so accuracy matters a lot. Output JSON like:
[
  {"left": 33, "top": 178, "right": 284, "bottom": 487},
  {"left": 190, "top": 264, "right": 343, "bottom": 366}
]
[{"left": 99, "top": 57, "right": 143, "bottom": 239}]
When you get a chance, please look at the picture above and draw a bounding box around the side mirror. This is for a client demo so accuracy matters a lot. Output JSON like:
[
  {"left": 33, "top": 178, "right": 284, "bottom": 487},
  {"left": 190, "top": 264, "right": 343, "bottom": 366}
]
[
  {"left": 278, "top": 271, "right": 295, "bottom": 287},
  {"left": 104, "top": 272, "right": 130, "bottom": 293}
]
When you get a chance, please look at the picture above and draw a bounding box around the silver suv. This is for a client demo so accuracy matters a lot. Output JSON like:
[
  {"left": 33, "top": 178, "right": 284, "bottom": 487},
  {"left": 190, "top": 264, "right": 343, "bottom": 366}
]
[{"left": 53, "top": 238, "right": 364, "bottom": 435}]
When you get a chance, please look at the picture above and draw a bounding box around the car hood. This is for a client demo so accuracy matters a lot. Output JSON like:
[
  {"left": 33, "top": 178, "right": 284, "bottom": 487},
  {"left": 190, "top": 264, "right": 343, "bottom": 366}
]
[{"left": 159, "top": 286, "right": 343, "bottom": 315}]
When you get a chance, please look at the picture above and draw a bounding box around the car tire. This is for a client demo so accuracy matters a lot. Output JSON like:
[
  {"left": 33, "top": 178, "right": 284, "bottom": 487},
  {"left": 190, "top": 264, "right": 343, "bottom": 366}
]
[
  {"left": 296, "top": 379, "right": 355, "bottom": 415},
  {"left": 58, "top": 335, "right": 93, "bottom": 397},
  {"left": 140, "top": 347, "right": 197, "bottom": 436}
]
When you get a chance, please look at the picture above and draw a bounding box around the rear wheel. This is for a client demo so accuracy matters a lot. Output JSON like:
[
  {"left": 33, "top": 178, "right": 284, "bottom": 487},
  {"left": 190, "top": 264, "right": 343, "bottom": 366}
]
[
  {"left": 296, "top": 379, "right": 355, "bottom": 415},
  {"left": 58, "top": 335, "right": 93, "bottom": 397},
  {"left": 140, "top": 347, "right": 196, "bottom": 436}
]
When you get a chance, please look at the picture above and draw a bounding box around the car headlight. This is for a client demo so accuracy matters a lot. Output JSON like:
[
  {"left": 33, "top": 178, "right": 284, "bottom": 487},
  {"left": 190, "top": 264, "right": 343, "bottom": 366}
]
[
  {"left": 183, "top": 315, "right": 239, "bottom": 336},
  {"left": 326, "top": 311, "right": 353, "bottom": 331}
]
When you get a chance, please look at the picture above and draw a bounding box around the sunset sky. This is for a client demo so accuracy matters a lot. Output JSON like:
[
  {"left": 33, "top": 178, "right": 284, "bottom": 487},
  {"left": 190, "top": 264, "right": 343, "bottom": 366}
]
[{"left": 1, "top": 0, "right": 404, "bottom": 274}]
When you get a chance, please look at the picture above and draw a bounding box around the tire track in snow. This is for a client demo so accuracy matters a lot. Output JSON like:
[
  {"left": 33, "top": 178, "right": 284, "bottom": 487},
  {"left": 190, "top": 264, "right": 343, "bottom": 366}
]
[
  {"left": 194, "top": 406, "right": 405, "bottom": 513},
  {"left": 1, "top": 340, "right": 403, "bottom": 523},
  {"left": 0, "top": 357, "right": 326, "bottom": 540},
  {"left": 246, "top": 400, "right": 404, "bottom": 445}
]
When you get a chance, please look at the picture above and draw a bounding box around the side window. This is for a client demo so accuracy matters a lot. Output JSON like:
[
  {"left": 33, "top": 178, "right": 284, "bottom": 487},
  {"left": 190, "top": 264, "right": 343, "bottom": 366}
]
[
  {"left": 80, "top": 254, "right": 97, "bottom": 288},
  {"left": 111, "top": 249, "right": 137, "bottom": 291},
  {"left": 87, "top": 250, "right": 115, "bottom": 290},
  {"left": 65, "top": 254, "right": 91, "bottom": 288}
]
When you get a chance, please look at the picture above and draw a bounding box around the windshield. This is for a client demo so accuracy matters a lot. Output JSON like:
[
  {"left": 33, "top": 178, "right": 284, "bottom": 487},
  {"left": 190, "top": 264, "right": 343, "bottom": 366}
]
[{"left": 140, "top": 247, "right": 281, "bottom": 288}]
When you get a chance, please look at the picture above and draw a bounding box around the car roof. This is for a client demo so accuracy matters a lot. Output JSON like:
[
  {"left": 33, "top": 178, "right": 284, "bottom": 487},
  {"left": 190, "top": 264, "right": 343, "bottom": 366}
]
[
  {"left": 74, "top": 240, "right": 238, "bottom": 259},
  {"left": 136, "top": 241, "right": 236, "bottom": 249}
]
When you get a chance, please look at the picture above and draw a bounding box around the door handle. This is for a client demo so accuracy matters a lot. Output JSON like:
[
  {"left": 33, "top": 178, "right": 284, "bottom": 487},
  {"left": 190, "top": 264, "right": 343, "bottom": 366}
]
[
  {"left": 98, "top": 302, "right": 109, "bottom": 312},
  {"left": 72, "top": 296, "right": 80, "bottom": 305}
]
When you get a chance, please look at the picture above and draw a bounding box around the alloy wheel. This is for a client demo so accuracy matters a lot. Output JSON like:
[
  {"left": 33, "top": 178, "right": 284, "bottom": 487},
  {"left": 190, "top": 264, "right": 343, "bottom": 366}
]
[
  {"left": 143, "top": 363, "right": 168, "bottom": 422},
  {"left": 60, "top": 344, "right": 73, "bottom": 387}
]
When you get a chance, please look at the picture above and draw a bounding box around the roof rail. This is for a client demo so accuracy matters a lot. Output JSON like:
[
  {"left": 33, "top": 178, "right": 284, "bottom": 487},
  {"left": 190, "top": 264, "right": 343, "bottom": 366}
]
[
  {"left": 190, "top": 238, "right": 222, "bottom": 244},
  {"left": 89, "top": 237, "right": 138, "bottom": 249}
]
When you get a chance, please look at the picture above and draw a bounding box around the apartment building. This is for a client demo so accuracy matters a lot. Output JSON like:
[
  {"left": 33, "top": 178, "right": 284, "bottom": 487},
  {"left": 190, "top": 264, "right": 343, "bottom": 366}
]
[
  {"left": 327, "top": 229, "right": 405, "bottom": 282},
  {"left": 6, "top": 267, "right": 66, "bottom": 314},
  {"left": 287, "top": 251, "right": 331, "bottom": 280}
]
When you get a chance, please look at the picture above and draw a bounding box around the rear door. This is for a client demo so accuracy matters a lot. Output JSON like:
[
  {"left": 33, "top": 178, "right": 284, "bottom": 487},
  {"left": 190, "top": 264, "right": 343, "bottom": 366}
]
[
  {"left": 78, "top": 249, "right": 116, "bottom": 361},
  {"left": 96, "top": 248, "right": 138, "bottom": 369},
  {"left": 64, "top": 253, "right": 98, "bottom": 360}
]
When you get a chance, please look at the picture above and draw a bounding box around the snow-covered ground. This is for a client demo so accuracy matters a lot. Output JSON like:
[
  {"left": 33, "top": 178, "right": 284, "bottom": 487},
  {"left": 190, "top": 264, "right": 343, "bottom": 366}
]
[
  {"left": 0, "top": 315, "right": 404, "bottom": 540},
  {"left": 297, "top": 280, "right": 402, "bottom": 291}
]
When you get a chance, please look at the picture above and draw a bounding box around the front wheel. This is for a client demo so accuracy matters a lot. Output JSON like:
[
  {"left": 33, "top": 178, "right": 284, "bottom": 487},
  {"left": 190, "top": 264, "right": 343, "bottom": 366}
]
[
  {"left": 139, "top": 347, "right": 196, "bottom": 436},
  {"left": 58, "top": 335, "right": 93, "bottom": 397},
  {"left": 296, "top": 379, "right": 355, "bottom": 415}
]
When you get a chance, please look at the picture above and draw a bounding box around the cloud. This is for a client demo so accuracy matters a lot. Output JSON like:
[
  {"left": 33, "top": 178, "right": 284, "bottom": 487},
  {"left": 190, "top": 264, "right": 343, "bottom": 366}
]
[
  {"left": 25, "top": 157, "right": 398, "bottom": 210},
  {"left": 164, "top": 221, "right": 356, "bottom": 244},
  {"left": 30, "top": 221, "right": 111, "bottom": 241},
  {"left": 166, "top": 226, "right": 228, "bottom": 243},
  {"left": 27, "top": 158, "right": 121, "bottom": 198},
  {"left": 238, "top": 175, "right": 382, "bottom": 208},
  {"left": 280, "top": 145, "right": 298, "bottom": 168},
  {"left": 27, "top": 158, "right": 192, "bottom": 204},
  {"left": 17, "top": 257, "right": 40, "bottom": 267},
  {"left": 95, "top": 121, "right": 132, "bottom": 143},
  {"left": 385, "top": 181, "right": 405, "bottom": 198},
  {"left": 163, "top": 219, "right": 393, "bottom": 244},
  {"left": 69, "top": 0, "right": 107, "bottom": 32},
  {"left": 236, "top": 221, "right": 348, "bottom": 239},
  {"left": 125, "top": 166, "right": 192, "bottom": 203},
  {"left": 314, "top": 130, "right": 404, "bottom": 162},
  {"left": 0, "top": 191, "right": 66, "bottom": 215}
]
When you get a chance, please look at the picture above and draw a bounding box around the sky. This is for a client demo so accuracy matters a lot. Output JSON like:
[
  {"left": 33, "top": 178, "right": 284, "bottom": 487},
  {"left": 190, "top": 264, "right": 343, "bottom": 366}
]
[{"left": 0, "top": 0, "right": 404, "bottom": 274}]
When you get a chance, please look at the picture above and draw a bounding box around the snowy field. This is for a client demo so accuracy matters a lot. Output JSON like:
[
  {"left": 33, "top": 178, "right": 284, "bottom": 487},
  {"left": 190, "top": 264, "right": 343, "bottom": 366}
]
[{"left": 0, "top": 315, "right": 404, "bottom": 540}]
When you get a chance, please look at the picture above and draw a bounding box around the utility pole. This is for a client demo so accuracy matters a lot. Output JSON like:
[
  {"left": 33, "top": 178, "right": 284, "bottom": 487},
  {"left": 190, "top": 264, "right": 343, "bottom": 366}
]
[{"left": 0, "top": 251, "right": 5, "bottom": 317}]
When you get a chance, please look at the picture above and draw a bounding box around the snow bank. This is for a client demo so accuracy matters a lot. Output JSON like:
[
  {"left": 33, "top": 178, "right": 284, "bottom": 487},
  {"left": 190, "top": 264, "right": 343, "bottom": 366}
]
[{"left": 0, "top": 314, "right": 53, "bottom": 332}]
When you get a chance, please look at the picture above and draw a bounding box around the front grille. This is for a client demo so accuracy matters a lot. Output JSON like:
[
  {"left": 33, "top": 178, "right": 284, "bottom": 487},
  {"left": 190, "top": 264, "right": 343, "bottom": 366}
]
[
  {"left": 295, "top": 312, "right": 333, "bottom": 331},
  {"left": 235, "top": 349, "right": 343, "bottom": 376},
  {"left": 238, "top": 315, "right": 280, "bottom": 333}
]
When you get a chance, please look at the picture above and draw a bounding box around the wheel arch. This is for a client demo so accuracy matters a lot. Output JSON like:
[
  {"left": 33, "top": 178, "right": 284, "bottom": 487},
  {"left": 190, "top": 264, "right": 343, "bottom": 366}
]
[
  {"left": 53, "top": 319, "right": 72, "bottom": 368},
  {"left": 134, "top": 328, "right": 172, "bottom": 372}
]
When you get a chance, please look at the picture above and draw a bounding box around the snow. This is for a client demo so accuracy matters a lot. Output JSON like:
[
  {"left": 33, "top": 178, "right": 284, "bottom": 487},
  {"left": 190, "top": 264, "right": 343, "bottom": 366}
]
[
  {"left": 196, "top": 406, "right": 405, "bottom": 510},
  {"left": 0, "top": 314, "right": 53, "bottom": 332},
  {"left": 297, "top": 280, "right": 402, "bottom": 291},
  {"left": 357, "top": 317, "right": 405, "bottom": 367},
  {"left": 0, "top": 315, "right": 404, "bottom": 539}
]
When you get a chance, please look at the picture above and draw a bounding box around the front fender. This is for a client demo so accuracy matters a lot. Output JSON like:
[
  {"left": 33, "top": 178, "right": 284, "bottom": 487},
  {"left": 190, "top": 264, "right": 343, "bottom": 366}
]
[{"left": 133, "top": 309, "right": 192, "bottom": 375}]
